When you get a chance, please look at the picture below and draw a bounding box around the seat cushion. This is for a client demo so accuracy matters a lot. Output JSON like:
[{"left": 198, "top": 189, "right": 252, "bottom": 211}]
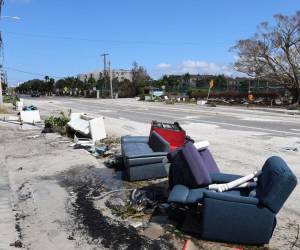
[
  {"left": 122, "top": 142, "right": 153, "bottom": 158},
  {"left": 182, "top": 142, "right": 212, "bottom": 187},
  {"left": 168, "top": 185, "right": 248, "bottom": 204},
  {"left": 198, "top": 149, "right": 220, "bottom": 173}
]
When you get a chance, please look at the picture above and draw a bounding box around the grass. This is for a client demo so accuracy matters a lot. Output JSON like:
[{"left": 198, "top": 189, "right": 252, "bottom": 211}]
[
  {"left": 3, "top": 95, "right": 19, "bottom": 106},
  {"left": 44, "top": 111, "right": 70, "bottom": 135},
  {"left": 0, "top": 105, "right": 8, "bottom": 114}
]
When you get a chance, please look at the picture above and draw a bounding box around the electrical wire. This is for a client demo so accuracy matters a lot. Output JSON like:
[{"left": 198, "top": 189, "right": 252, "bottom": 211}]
[
  {"left": 3, "top": 30, "right": 228, "bottom": 46},
  {"left": 4, "top": 66, "right": 63, "bottom": 79}
]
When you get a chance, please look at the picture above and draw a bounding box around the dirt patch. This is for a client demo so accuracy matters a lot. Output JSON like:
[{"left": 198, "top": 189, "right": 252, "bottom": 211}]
[{"left": 57, "top": 166, "right": 176, "bottom": 250}]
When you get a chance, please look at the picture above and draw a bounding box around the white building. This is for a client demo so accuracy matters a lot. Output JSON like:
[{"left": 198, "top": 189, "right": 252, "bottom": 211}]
[{"left": 77, "top": 69, "right": 132, "bottom": 82}]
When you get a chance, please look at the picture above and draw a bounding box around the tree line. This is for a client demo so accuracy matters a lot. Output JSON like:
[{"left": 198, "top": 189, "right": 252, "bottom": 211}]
[{"left": 16, "top": 62, "right": 151, "bottom": 98}]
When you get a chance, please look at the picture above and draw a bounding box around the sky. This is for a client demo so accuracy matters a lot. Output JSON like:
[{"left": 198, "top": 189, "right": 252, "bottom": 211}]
[{"left": 1, "top": 0, "right": 300, "bottom": 85}]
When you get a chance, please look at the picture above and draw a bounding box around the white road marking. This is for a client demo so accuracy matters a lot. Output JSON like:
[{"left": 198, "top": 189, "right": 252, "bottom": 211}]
[
  {"left": 103, "top": 108, "right": 300, "bottom": 136},
  {"left": 241, "top": 117, "right": 282, "bottom": 122},
  {"left": 291, "top": 129, "right": 300, "bottom": 132}
]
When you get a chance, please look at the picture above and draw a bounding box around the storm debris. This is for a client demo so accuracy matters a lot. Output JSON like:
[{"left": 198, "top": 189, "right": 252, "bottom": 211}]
[{"left": 71, "top": 185, "right": 175, "bottom": 250}]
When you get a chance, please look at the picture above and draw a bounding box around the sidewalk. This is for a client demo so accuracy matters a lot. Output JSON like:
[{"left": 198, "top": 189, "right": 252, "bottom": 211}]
[{"left": 0, "top": 143, "right": 15, "bottom": 250}]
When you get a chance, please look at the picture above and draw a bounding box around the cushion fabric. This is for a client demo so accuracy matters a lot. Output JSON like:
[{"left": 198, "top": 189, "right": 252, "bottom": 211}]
[
  {"left": 168, "top": 184, "right": 249, "bottom": 204},
  {"left": 168, "top": 143, "right": 221, "bottom": 189},
  {"left": 256, "top": 156, "right": 298, "bottom": 213},
  {"left": 198, "top": 149, "right": 220, "bottom": 173},
  {"left": 181, "top": 142, "right": 212, "bottom": 187},
  {"left": 122, "top": 142, "right": 153, "bottom": 158}
]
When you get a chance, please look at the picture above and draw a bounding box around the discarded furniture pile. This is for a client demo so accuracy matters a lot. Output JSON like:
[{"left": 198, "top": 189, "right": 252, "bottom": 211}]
[
  {"left": 121, "top": 121, "right": 190, "bottom": 181},
  {"left": 67, "top": 113, "right": 107, "bottom": 145},
  {"left": 118, "top": 121, "right": 297, "bottom": 246},
  {"left": 67, "top": 113, "right": 121, "bottom": 158}
]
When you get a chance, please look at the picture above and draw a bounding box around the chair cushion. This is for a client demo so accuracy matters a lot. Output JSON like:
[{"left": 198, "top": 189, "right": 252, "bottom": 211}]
[
  {"left": 256, "top": 156, "right": 297, "bottom": 213},
  {"left": 198, "top": 149, "right": 220, "bottom": 173},
  {"left": 122, "top": 142, "right": 153, "bottom": 158},
  {"left": 168, "top": 184, "right": 248, "bottom": 204},
  {"left": 181, "top": 142, "right": 212, "bottom": 187}
]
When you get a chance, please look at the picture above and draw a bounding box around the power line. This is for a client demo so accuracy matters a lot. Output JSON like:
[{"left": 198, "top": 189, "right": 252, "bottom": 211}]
[
  {"left": 4, "top": 66, "right": 63, "bottom": 79},
  {"left": 2, "top": 30, "right": 230, "bottom": 46}
]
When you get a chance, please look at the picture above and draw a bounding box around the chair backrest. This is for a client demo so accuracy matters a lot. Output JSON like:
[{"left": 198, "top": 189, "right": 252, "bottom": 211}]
[
  {"left": 148, "top": 131, "right": 170, "bottom": 152},
  {"left": 168, "top": 141, "right": 220, "bottom": 188},
  {"left": 256, "top": 156, "right": 297, "bottom": 213}
]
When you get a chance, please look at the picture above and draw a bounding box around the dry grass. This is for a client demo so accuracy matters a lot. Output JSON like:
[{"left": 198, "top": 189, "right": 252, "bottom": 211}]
[{"left": 0, "top": 105, "right": 8, "bottom": 114}]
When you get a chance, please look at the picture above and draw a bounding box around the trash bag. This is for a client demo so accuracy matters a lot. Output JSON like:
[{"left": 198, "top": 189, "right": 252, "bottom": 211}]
[
  {"left": 104, "top": 154, "right": 124, "bottom": 170},
  {"left": 22, "top": 105, "right": 38, "bottom": 111}
]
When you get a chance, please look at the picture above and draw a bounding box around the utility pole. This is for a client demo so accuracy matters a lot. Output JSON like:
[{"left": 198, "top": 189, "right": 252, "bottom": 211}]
[
  {"left": 101, "top": 53, "right": 109, "bottom": 95},
  {"left": 0, "top": 69, "right": 2, "bottom": 110},
  {"left": 108, "top": 60, "right": 113, "bottom": 99}
]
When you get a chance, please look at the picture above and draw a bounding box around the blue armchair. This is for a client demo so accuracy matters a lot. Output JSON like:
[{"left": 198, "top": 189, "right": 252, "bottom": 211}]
[
  {"left": 199, "top": 156, "right": 297, "bottom": 245},
  {"left": 166, "top": 141, "right": 297, "bottom": 245}
]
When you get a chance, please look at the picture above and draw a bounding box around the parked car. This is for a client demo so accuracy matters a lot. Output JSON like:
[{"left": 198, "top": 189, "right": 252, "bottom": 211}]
[{"left": 31, "top": 92, "right": 40, "bottom": 97}]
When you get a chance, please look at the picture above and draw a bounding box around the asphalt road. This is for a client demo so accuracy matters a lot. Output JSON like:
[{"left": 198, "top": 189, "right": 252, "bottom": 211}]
[{"left": 23, "top": 96, "right": 300, "bottom": 137}]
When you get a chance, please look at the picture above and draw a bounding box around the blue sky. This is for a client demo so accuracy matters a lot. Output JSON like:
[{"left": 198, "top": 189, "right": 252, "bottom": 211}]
[{"left": 2, "top": 0, "right": 300, "bottom": 85}]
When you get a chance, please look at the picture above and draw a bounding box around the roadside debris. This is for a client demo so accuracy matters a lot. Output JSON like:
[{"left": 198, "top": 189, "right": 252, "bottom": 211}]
[
  {"left": 67, "top": 113, "right": 107, "bottom": 142},
  {"left": 20, "top": 110, "right": 41, "bottom": 124},
  {"left": 9, "top": 240, "right": 23, "bottom": 248},
  {"left": 26, "top": 135, "right": 40, "bottom": 139},
  {"left": 60, "top": 169, "right": 175, "bottom": 250},
  {"left": 281, "top": 146, "right": 299, "bottom": 152},
  {"left": 22, "top": 105, "right": 38, "bottom": 111}
]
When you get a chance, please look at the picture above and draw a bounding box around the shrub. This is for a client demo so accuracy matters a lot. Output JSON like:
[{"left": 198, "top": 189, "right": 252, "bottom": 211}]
[
  {"left": 3, "top": 95, "right": 20, "bottom": 106},
  {"left": 44, "top": 112, "right": 70, "bottom": 135}
]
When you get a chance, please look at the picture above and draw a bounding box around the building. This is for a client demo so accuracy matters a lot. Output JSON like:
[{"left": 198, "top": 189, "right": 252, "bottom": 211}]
[{"left": 77, "top": 69, "right": 132, "bottom": 82}]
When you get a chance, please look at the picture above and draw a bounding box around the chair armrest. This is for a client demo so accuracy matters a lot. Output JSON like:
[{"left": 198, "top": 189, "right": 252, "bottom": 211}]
[
  {"left": 203, "top": 191, "right": 259, "bottom": 205},
  {"left": 126, "top": 152, "right": 168, "bottom": 159},
  {"left": 210, "top": 173, "right": 243, "bottom": 183},
  {"left": 168, "top": 185, "right": 190, "bottom": 203}
]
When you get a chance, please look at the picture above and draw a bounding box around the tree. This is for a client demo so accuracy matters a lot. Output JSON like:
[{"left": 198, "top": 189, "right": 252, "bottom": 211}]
[
  {"left": 131, "top": 61, "right": 151, "bottom": 95},
  {"left": 118, "top": 79, "right": 136, "bottom": 97},
  {"left": 232, "top": 11, "right": 300, "bottom": 104}
]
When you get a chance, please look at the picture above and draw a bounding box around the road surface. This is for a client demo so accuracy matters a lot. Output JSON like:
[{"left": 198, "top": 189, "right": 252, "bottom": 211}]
[{"left": 23, "top": 96, "right": 300, "bottom": 137}]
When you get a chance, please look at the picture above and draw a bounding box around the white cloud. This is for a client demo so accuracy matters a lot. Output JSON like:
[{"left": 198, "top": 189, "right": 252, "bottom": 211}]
[
  {"left": 153, "top": 60, "right": 241, "bottom": 78},
  {"left": 156, "top": 63, "right": 172, "bottom": 69}
]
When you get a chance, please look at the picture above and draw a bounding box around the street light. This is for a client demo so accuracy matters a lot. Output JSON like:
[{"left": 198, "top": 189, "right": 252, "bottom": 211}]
[{"left": 0, "top": 15, "right": 20, "bottom": 109}]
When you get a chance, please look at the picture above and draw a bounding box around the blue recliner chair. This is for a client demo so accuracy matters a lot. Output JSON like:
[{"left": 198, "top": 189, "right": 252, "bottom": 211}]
[
  {"left": 199, "top": 156, "right": 297, "bottom": 245},
  {"left": 167, "top": 142, "right": 297, "bottom": 245}
]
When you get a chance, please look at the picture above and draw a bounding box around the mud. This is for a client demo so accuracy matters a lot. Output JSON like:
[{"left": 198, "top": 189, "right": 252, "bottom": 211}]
[{"left": 57, "top": 166, "right": 176, "bottom": 250}]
